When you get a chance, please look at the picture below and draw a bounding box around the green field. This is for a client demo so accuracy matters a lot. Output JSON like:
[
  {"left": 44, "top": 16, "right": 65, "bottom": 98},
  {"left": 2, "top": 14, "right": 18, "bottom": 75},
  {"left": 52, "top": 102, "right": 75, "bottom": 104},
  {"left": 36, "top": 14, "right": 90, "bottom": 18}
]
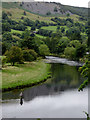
[
  {"left": 41, "top": 25, "right": 68, "bottom": 32},
  {"left": 11, "top": 29, "right": 23, "bottom": 34},
  {"left": 2, "top": 60, "right": 51, "bottom": 91},
  {"left": 26, "top": 26, "right": 31, "bottom": 30},
  {"left": 41, "top": 26, "right": 57, "bottom": 31},
  {"left": 35, "top": 34, "right": 46, "bottom": 39}
]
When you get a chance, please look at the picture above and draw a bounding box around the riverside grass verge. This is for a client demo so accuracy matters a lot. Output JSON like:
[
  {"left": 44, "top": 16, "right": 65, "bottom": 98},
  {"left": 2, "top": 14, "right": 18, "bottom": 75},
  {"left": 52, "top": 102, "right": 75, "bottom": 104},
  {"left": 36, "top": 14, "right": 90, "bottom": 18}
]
[{"left": 2, "top": 60, "right": 51, "bottom": 92}]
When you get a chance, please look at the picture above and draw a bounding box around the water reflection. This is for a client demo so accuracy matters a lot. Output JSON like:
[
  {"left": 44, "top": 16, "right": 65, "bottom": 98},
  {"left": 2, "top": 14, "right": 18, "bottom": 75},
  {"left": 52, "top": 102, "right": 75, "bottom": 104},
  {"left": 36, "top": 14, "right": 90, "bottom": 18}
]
[
  {"left": 2, "top": 62, "right": 88, "bottom": 118},
  {"left": 2, "top": 63, "right": 84, "bottom": 102}
]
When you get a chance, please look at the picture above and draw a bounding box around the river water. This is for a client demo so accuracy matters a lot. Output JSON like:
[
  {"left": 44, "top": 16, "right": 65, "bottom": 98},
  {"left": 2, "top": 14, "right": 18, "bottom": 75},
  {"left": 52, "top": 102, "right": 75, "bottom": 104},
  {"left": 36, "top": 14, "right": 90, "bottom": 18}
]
[{"left": 1, "top": 57, "right": 88, "bottom": 118}]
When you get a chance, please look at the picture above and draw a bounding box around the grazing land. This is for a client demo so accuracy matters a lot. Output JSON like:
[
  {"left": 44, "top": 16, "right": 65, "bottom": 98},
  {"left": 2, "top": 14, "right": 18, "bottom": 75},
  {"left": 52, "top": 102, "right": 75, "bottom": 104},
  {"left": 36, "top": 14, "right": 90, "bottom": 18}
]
[{"left": 2, "top": 60, "right": 51, "bottom": 91}]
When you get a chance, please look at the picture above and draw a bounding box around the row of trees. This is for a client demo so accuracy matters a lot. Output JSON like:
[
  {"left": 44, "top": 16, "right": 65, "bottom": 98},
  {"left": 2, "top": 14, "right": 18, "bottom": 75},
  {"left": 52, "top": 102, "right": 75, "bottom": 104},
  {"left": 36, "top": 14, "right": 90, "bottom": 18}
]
[{"left": 3, "top": 44, "right": 50, "bottom": 66}]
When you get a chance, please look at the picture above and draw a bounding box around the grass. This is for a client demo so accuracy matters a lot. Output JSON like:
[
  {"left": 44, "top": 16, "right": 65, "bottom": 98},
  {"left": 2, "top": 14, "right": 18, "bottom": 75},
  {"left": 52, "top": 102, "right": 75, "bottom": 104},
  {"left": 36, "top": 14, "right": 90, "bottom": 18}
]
[
  {"left": 26, "top": 26, "right": 31, "bottom": 30},
  {"left": 35, "top": 34, "right": 46, "bottom": 39},
  {"left": 41, "top": 25, "right": 68, "bottom": 32},
  {"left": 3, "top": 8, "right": 54, "bottom": 23},
  {"left": 41, "top": 26, "right": 57, "bottom": 31},
  {"left": 2, "top": 60, "right": 51, "bottom": 91},
  {"left": 3, "top": 6, "right": 81, "bottom": 24},
  {"left": 11, "top": 29, "right": 23, "bottom": 34}
]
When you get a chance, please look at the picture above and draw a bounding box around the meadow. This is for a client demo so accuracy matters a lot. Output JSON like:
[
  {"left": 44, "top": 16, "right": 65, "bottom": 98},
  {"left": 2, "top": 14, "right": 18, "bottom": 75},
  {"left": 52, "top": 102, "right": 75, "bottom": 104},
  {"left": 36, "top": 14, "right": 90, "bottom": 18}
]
[{"left": 2, "top": 60, "right": 51, "bottom": 91}]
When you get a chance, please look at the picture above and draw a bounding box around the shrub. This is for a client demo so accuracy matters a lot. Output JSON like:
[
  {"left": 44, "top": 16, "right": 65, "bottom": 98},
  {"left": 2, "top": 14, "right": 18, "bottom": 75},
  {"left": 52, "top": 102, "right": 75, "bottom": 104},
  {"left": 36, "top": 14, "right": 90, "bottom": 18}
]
[{"left": 23, "top": 49, "right": 37, "bottom": 62}]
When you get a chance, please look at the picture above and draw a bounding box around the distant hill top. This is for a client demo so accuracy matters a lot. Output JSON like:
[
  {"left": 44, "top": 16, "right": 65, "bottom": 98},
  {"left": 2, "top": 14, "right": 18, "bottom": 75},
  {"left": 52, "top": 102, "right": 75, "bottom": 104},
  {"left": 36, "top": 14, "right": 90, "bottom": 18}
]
[{"left": 2, "top": 2, "right": 88, "bottom": 18}]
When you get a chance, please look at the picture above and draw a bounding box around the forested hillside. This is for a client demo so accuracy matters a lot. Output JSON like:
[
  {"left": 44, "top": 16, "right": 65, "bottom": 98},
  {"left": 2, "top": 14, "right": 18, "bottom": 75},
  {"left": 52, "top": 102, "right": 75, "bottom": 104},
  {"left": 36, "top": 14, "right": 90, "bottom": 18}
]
[{"left": 1, "top": 2, "right": 89, "bottom": 64}]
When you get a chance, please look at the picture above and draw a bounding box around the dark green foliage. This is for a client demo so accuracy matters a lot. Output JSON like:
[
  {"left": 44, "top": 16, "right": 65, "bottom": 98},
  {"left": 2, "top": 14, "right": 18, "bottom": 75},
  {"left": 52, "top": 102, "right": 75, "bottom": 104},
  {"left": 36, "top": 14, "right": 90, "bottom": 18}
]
[
  {"left": 13, "top": 23, "right": 26, "bottom": 31},
  {"left": 2, "top": 11, "right": 8, "bottom": 20},
  {"left": 37, "top": 29, "right": 52, "bottom": 37},
  {"left": 23, "top": 11, "right": 26, "bottom": 15},
  {"left": 23, "top": 49, "right": 37, "bottom": 61},
  {"left": 78, "top": 79, "right": 88, "bottom": 91},
  {"left": 57, "top": 25, "right": 60, "bottom": 30},
  {"left": 39, "top": 44, "right": 50, "bottom": 57},
  {"left": 20, "top": 36, "right": 38, "bottom": 53},
  {"left": 66, "top": 13, "right": 70, "bottom": 17},
  {"left": 2, "top": 32, "right": 12, "bottom": 42},
  {"left": 31, "top": 26, "right": 36, "bottom": 30},
  {"left": 2, "top": 22, "right": 11, "bottom": 33},
  {"left": 5, "top": 46, "right": 24, "bottom": 65},
  {"left": 2, "top": 42, "right": 8, "bottom": 55},
  {"left": 78, "top": 61, "right": 89, "bottom": 91},
  {"left": 46, "top": 11, "right": 51, "bottom": 16},
  {"left": 61, "top": 27, "right": 65, "bottom": 33},
  {"left": 75, "top": 44, "right": 86, "bottom": 60},
  {"left": 66, "top": 27, "right": 81, "bottom": 40},
  {"left": 57, "top": 36, "right": 70, "bottom": 54},
  {"left": 67, "top": 40, "right": 86, "bottom": 60},
  {"left": 64, "top": 47, "right": 76, "bottom": 60}
]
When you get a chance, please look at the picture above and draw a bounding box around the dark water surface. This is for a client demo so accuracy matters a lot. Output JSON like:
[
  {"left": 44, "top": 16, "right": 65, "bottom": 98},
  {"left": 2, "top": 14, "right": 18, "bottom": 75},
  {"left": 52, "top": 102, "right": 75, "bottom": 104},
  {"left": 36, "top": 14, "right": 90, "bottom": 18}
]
[{"left": 1, "top": 57, "right": 88, "bottom": 118}]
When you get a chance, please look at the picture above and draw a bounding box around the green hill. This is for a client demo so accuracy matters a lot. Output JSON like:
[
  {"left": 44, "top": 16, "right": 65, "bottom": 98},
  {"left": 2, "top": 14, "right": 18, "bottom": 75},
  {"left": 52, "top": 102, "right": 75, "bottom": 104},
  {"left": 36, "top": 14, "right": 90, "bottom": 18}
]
[{"left": 2, "top": 2, "right": 88, "bottom": 21}]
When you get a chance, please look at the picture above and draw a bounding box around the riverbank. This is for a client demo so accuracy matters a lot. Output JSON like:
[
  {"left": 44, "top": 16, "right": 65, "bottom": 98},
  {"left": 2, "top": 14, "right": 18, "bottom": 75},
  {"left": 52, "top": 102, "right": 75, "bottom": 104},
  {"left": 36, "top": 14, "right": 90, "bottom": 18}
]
[{"left": 2, "top": 60, "right": 51, "bottom": 92}]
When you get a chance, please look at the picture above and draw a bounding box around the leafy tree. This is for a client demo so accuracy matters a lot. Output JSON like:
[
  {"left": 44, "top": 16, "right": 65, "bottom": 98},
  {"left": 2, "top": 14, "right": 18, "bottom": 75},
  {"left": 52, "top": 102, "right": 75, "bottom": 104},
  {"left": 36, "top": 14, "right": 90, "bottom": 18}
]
[
  {"left": 2, "top": 12, "right": 8, "bottom": 20},
  {"left": 14, "top": 23, "right": 26, "bottom": 31},
  {"left": 66, "top": 27, "right": 81, "bottom": 40},
  {"left": 68, "top": 40, "right": 86, "bottom": 60},
  {"left": 57, "top": 25, "right": 60, "bottom": 30},
  {"left": 2, "top": 32, "right": 12, "bottom": 43},
  {"left": 23, "top": 11, "right": 26, "bottom": 15},
  {"left": 23, "top": 49, "right": 37, "bottom": 61},
  {"left": 57, "top": 36, "right": 70, "bottom": 53},
  {"left": 29, "top": 49, "right": 37, "bottom": 60},
  {"left": 61, "top": 27, "right": 65, "bottom": 33},
  {"left": 2, "top": 42, "right": 8, "bottom": 55},
  {"left": 66, "top": 13, "right": 70, "bottom": 17},
  {"left": 31, "top": 26, "right": 36, "bottom": 30},
  {"left": 39, "top": 44, "right": 50, "bottom": 57},
  {"left": 2, "top": 22, "right": 11, "bottom": 32},
  {"left": 78, "top": 60, "right": 89, "bottom": 91},
  {"left": 5, "top": 46, "right": 23, "bottom": 66},
  {"left": 20, "top": 36, "right": 38, "bottom": 53},
  {"left": 64, "top": 47, "right": 76, "bottom": 60}
]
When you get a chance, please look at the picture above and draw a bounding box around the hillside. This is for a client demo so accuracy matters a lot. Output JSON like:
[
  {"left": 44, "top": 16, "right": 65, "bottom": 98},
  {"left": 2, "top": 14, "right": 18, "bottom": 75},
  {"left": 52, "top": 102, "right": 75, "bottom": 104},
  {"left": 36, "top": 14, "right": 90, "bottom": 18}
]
[{"left": 2, "top": 2, "right": 88, "bottom": 18}]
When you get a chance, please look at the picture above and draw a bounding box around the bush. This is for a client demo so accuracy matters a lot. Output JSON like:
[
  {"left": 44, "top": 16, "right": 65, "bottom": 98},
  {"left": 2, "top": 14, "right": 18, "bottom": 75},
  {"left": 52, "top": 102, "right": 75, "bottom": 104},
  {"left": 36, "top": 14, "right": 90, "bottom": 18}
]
[
  {"left": 39, "top": 44, "right": 50, "bottom": 57},
  {"left": 64, "top": 47, "right": 76, "bottom": 60},
  {"left": 23, "top": 49, "right": 37, "bottom": 62}
]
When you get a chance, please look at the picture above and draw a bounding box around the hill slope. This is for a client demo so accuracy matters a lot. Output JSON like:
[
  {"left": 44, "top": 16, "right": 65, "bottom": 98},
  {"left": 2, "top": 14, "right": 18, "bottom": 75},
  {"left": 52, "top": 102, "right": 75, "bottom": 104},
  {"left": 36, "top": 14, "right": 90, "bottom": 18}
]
[{"left": 2, "top": 2, "right": 88, "bottom": 18}]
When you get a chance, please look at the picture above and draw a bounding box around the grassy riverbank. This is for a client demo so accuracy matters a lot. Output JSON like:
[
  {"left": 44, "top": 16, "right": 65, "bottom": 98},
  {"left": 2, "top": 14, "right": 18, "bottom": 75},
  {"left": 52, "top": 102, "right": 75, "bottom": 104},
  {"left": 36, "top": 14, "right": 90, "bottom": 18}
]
[{"left": 2, "top": 60, "right": 51, "bottom": 92}]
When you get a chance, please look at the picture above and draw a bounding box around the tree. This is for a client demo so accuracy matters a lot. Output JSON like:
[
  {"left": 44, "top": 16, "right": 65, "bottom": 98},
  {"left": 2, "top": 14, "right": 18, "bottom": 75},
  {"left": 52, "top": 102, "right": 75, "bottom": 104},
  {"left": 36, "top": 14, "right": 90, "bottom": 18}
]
[
  {"left": 39, "top": 44, "right": 50, "bottom": 57},
  {"left": 2, "top": 42, "right": 8, "bottom": 55},
  {"left": 78, "top": 60, "right": 89, "bottom": 91},
  {"left": 23, "top": 11, "right": 26, "bottom": 15},
  {"left": 2, "top": 12, "right": 8, "bottom": 20},
  {"left": 54, "top": 7, "right": 58, "bottom": 12},
  {"left": 2, "top": 22, "right": 11, "bottom": 32},
  {"left": 66, "top": 27, "right": 81, "bottom": 40},
  {"left": 2, "top": 32, "right": 12, "bottom": 43},
  {"left": 23, "top": 49, "right": 37, "bottom": 62},
  {"left": 20, "top": 36, "right": 38, "bottom": 53},
  {"left": 57, "top": 36, "right": 70, "bottom": 53},
  {"left": 5, "top": 46, "right": 23, "bottom": 66},
  {"left": 66, "top": 13, "right": 70, "bottom": 17},
  {"left": 68, "top": 40, "right": 86, "bottom": 60},
  {"left": 46, "top": 11, "right": 51, "bottom": 16},
  {"left": 64, "top": 47, "right": 76, "bottom": 60}
]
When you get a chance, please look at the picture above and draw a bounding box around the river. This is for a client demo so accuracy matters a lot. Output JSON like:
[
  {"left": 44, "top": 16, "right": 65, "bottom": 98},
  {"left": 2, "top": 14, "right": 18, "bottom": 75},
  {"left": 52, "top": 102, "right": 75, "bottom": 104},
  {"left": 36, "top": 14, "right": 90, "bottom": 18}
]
[{"left": 1, "top": 56, "right": 88, "bottom": 118}]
